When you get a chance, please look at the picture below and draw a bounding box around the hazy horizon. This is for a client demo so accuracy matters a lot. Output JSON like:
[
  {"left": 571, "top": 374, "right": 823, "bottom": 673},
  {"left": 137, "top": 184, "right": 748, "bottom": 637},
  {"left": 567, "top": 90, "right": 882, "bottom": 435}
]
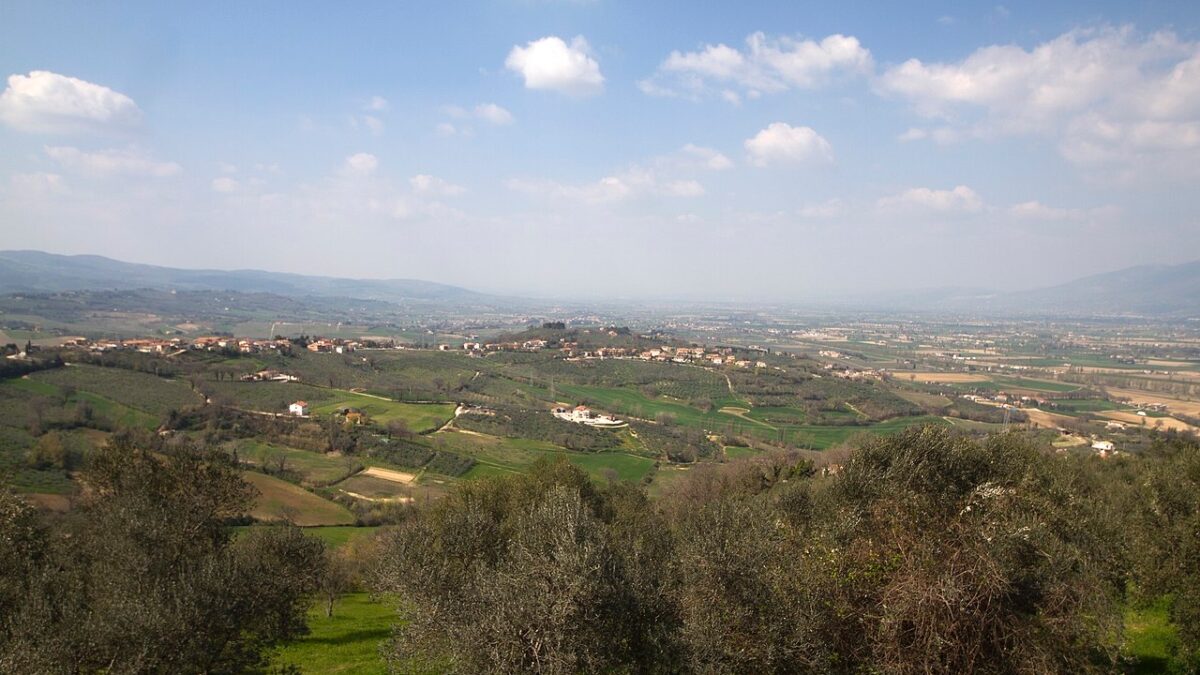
[{"left": 3, "top": 1, "right": 1200, "bottom": 300}]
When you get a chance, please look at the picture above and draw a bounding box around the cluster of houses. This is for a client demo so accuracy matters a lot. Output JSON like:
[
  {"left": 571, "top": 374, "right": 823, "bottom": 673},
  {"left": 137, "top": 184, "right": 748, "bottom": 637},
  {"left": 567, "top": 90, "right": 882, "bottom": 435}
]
[
  {"left": 192, "top": 336, "right": 293, "bottom": 353},
  {"left": 826, "top": 364, "right": 884, "bottom": 381},
  {"left": 240, "top": 369, "right": 299, "bottom": 383},
  {"left": 305, "top": 338, "right": 361, "bottom": 353},
  {"left": 454, "top": 339, "right": 550, "bottom": 354},
  {"left": 552, "top": 405, "right": 626, "bottom": 428},
  {"left": 72, "top": 336, "right": 295, "bottom": 355},
  {"left": 65, "top": 334, "right": 376, "bottom": 355},
  {"left": 75, "top": 337, "right": 186, "bottom": 354}
]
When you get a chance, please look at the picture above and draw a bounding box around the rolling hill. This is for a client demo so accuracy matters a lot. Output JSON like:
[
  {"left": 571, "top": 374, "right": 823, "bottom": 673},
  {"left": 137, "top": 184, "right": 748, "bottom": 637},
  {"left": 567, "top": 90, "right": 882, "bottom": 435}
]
[
  {"left": 991, "top": 260, "right": 1200, "bottom": 316},
  {"left": 0, "top": 250, "right": 494, "bottom": 306}
]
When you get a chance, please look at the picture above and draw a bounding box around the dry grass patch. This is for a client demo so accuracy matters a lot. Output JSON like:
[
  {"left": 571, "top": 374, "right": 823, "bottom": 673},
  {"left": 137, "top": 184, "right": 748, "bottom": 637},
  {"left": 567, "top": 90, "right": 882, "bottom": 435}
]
[
  {"left": 1102, "top": 387, "right": 1200, "bottom": 417},
  {"left": 896, "top": 372, "right": 992, "bottom": 384},
  {"left": 1025, "top": 409, "right": 1077, "bottom": 429},
  {"left": 243, "top": 472, "right": 354, "bottom": 526},
  {"left": 361, "top": 466, "right": 417, "bottom": 484},
  {"left": 1098, "top": 411, "right": 1199, "bottom": 433}
]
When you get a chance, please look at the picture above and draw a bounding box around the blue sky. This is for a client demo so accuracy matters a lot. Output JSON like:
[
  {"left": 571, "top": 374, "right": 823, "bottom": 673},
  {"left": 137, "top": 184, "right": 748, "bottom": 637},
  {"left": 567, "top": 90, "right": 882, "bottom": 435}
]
[{"left": 2, "top": 1, "right": 1199, "bottom": 300}]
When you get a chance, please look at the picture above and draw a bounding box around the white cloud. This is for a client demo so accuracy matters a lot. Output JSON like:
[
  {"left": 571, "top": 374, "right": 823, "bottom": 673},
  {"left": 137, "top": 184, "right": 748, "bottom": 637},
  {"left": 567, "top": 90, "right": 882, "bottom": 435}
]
[
  {"left": 45, "top": 145, "right": 181, "bottom": 177},
  {"left": 797, "top": 199, "right": 845, "bottom": 218},
  {"left": 678, "top": 144, "right": 733, "bottom": 170},
  {"left": 409, "top": 174, "right": 465, "bottom": 196},
  {"left": 744, "top": 123, "right": 833, "bottom": 166},
  {"left": 878, "top": 27, "right": 1200, "bottom": 172},
  {"left": 9, "top": 172, "right": 65, "bottom": 194},
  {"left": 878, "top": 185, "right": 983, "bottom": 213},
  {"left": 435, "top": 122, "right": 459, "bottom": 137},
  {"left": 1008, "top": 200, "right": 1118, "bottom": 221},
  {"left": 211, "top": 176, "right": 239, "bottom": 193},
  {"left": 507, "top": 163, "right": 705, "bottom": 204},
  {"left": 505, "top": 36, "right": 605, "bottom": 97},
  {"left": 362, "top": 115, "right": 385, "bottom": 135},
  {"left": 474, "top": 103, "right": 514, "bottom": 125},
  {"left": 365, "top": 95, "right": 389, "bottom": 112},
  {"left": 343, "top": 152, "right": 378, "bottom": 175},
  {"left": 0, "top": 70, "right": 142, "bottom": 134},
  {"left": 640, "top": 32, "right": 871, "bottom": 101}
]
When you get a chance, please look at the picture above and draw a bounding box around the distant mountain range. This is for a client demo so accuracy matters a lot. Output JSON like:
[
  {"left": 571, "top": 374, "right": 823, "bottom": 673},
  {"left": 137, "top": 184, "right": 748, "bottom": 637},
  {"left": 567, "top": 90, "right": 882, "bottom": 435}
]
[
  {"left": 989, "top": 261, "right": 1200, "bottom": 317},
  {"left": 0, "top": 250, "right": 498, "bottom": 307},
  {"left": 1, "top": 250, "right": 1198, "bottom": 317},
  {"left": 831, "top": 262, "right": 1200, "bottom": 317}
]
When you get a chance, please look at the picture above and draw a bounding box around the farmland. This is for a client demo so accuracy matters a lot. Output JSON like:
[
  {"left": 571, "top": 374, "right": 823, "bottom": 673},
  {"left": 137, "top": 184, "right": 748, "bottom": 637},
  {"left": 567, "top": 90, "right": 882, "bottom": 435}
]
[{"left": 242, "top": 471, "right": 356, "bottom": 526}]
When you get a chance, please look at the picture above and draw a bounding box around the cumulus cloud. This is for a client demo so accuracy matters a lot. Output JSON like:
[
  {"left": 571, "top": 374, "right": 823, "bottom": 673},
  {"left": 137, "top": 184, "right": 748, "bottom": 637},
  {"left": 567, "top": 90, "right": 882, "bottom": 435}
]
[
  {"left": 505, "top": 36, "right": 604, "bottom": 96},
  {"left": 878, "top": 27, "right": 1200, "bottom": 171},
  {"left": 410, "top": 174, "right": 465, "bottom": 196},
  {"left": 1008, "top": 200, "right": 1118, "bottom": 222},
  {"left": 9, "top": 172, "right": 65, "bottom": 194},
  {"left": 44, "top": 145, "right": 181, "bottom": 177},
  {"left": 506, "top": 141, "right": 738, "bottom": 204},
  {"left": 797, "top": 199, "right": 845, "bottom": 218},
  {"left": 365, "top": 96, "right": 389, "bottom": 112},
  {"left": 507, "top": 165, "right": 704, "bottom": 204},
  {"left": 211, "top": 176, "right": 239, "bottom": 193},
  {"left": 878, "top": 185, "right": 983, "bottom": 213},
  {"left": 361, "top": 115, "right": 385, "bottom": 135},
  {"left": 640, "top": 32, "right": 871, "bottom": 101},
  {"left": 0, "top": 70, "right": 142, "bottom": 134},
  {"left": 744, "top": 123, "right": 833, "bottom": 166},
  {"left": 678, "top": 144, "right": 733, "bottom": 170},
  {"left": 343, "top": 152, "right": 379, "bottom": 175},
  {"left": 474, "top": 103, "right": 514, "bottom": 125},
  {"left": 436, "top": 103, "right": 514, "bottom": 137}
]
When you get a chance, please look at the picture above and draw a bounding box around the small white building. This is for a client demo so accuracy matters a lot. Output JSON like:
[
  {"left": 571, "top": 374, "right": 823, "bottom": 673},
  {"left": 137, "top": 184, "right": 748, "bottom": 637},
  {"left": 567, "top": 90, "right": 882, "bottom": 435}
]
[
  {"left": 288, "top": 401, "right": 309, "bottom": 416},
  {"left": 1091, "top": 440, "right": 1115, "bottom": 452}
]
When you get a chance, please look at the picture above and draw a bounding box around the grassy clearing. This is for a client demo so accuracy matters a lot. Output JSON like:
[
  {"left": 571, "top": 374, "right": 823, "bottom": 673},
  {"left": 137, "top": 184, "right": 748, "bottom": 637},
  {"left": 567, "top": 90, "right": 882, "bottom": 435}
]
[
  {"left": 309, "top": 392, "right": 455, "bottom": 433},
  {"left": 791, "top": 416, "right": 951, "bottom": 450},
  {"left": 724, "top": 445, "right": 762, "bottom": 459},
  {"left": 1124, "top": 597, "right": 1179, "bottom": 673},
  {"left": 335, "top": 474, "right": 412, "bottom": 500},
  {"left": 892, "top": 389, "right": 953, "bottom": 408},
  {"left": 271, "top": 593, "right": 393, "bottom": 674},
  {"left": 229, "top": 439, "right": 353, "bottom": 485},
  {"left": 563, "top": 452, "right": 656, "bottom": 482},
  {"left": 442, "top": 428, "right": 655, "bottom": 483},
  {"left": 33, "top": 364, "right": 203, "bottom": 416},
  {"left": 305, "top": 526, "right": 381, "bottom": 550},
  {"left": 1050, "top": 398, "right": 1128, "bottom": 414},
  {"left": 243, "top": 472, "right": 355, "bottom": 526}
]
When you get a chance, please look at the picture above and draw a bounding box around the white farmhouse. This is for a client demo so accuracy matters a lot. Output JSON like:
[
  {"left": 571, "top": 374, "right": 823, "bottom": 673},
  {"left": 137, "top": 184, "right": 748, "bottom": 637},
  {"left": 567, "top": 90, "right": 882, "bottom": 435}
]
[{"left": 288, "top": 401, "right": 309, "bottom": 416}]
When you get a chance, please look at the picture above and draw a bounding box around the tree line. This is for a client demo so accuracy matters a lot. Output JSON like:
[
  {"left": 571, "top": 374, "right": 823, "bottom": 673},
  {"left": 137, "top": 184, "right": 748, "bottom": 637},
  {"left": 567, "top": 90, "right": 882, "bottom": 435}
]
[{"left": 370, "top": 426, "right": 1200, "bottom": 673}]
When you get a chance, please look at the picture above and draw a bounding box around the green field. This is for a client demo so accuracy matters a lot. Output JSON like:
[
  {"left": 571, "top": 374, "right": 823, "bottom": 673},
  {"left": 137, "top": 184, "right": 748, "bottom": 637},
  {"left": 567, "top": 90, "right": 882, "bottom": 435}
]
[
  {"left": 1, "top": 374, "right": 160, "bottom": 430},
  {"left": 228, "top": 439, "right": 354, "bottom": 485},
  {"left": 1124, "top": 597, "right": 1180, "bottom": 673},
  {"left": 309, "top": 391, "right": 455, "bottom": 432},
  {"left": 33, "top": 364, "right": 204, "bottom": 416},
  {"left": 559, "top": 383, "right": 751, "bottom": 431},
  {"left": 790, "top": 416, "right": 952, "bottom": 450},
  {"left": 243, "top": 472, "right": 356, "bottom": 526},
  {"left": 271, "top": 593, "right": 393, "bottom": 674},
  {"left": 1047, "top": 398, "right": 1129, "bottom": 414},
  {"left": 446, "top": 429, "right": 656, "bottom": 483},
  {"left": 724, "top": 445, "right": 762, "bottom": 459},
  {"left": 303, "top": 525, "right": 380, "bottom": 550}
]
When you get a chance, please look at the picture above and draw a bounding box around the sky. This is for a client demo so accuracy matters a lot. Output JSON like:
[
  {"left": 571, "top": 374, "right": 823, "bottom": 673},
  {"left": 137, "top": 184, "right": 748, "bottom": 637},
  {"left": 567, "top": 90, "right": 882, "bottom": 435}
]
[{"left": 2, "top": 1, "right": 1200, "bottom": 301}]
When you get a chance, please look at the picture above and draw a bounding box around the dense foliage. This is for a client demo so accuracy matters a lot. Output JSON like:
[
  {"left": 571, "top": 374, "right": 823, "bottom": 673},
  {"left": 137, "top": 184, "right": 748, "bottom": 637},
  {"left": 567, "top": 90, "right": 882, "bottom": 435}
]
[
  {"left": 370, "top": 427, "right": 1174, "bottom": 674},
  {"left": 455, "top": 408, "right": 621, "bottom": 452},
  {"left": 0, "top": 436, "right": 326, "bottom": 673}
]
